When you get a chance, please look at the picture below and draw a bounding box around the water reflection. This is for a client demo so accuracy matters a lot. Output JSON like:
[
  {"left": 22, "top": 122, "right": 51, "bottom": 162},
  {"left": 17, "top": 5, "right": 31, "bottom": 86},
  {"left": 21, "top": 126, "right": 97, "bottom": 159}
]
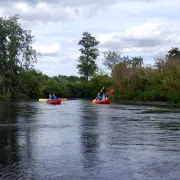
[
  {"left": 0, "top": 102, "right": 19, "bottom": 123},
  {"left": 159, "top": 121, "right": 180, "bottom": 131},
  {"left": 0, "top": 102, "right": 38, "bottom": 124},
  {"left": 79, "top": 101, "right": 100, "bottom": 169},
  {"left": 0, "top": 102, "right": 37, "bottom": 179},
  {"left": 0, "top": 102, "right": 21, "bottom": 179}
]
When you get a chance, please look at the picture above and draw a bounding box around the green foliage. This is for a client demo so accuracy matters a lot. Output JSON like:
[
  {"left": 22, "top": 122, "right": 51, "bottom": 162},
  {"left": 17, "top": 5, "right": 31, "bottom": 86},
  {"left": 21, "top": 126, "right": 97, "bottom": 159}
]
[
  {"left": 90, "top": 74, "right": 113, "bottom": 97},
  {"left": 168, "top": 47, "right": 180, "bottom": 57},
  {"left": 131, "top": 57, "right": 143, "bottom": 68},
  {"left": 119, "top": 56, "right": 144, "bottom": 68},
  {"left": 20, "top": 70, "right": 44, "bottom": 99},
  {"left": 77, "top": 32, "right": 100, "bottom": 81},
  {"left": 44, "top": 79, "right": 60, "bottom": 95},
  {"left": 53, "top": 75, "right": 82, "bottom": 83},
  {"left": 112, "top": 62, "right": 180, "bottom": 103},
  {"left": 0, "top": 14, "right": 37, "bottom": 98}
]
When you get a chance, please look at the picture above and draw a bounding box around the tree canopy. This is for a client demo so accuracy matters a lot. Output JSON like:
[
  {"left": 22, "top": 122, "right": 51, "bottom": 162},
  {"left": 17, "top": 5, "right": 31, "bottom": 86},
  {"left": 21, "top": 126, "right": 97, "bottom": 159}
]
[
  {"left": 0, "top": 15, "right": 37, "bottom": 97},
  {"left": 77, "top": 32, "right": 100, "bottom": 81}
]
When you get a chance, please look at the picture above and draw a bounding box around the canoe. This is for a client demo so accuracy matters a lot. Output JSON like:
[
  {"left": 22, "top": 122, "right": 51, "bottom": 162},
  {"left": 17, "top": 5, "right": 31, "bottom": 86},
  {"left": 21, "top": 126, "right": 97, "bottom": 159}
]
[
  {"left": 46, "top": 99, "right": 61, "bottom": 104},
  {"left": 92, "top": 99, "right": 111, "bottom": 104},
  {"left": 39, "top": 98, "right": 67, "bottom": 101}
]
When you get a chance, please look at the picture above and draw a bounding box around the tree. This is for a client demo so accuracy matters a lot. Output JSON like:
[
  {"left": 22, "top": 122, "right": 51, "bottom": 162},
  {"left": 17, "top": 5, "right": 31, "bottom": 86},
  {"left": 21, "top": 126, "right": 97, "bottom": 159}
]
[
  {"left": 77, "top": 32, "right": 100, "bottom": 81},
  {"left": 53, "top": 75, "right": 81, "bottom": 82},
  {"left": 117, "top": 56, "right": 143, "bottom": 69},
  {"left": 166, "top": 47, "right": 180, "bottom": 66},
  {"left": 154, "top": 54, "right": 168, "bottom": 68},
  {"left": 121, "top": 55, "right": 131, "bottom": 68},
  {"left": 131, "top": 56, "right": 143, "bottom": 68},
  {"left": 0, "top": 15, "right": 37, "bottom": 97},
  {"left": 102, "top": 51, "right": 121, "bottom": 72},
  {"left": 20, "top": 70, "right": 44, "bottom": 99},
  {"left": 168, "top": 47, "right": 180, "bottom": 58}
]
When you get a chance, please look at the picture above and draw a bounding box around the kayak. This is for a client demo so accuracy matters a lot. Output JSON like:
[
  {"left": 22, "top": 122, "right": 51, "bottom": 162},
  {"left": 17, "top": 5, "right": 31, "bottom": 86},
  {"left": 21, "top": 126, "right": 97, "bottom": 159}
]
[
  {"left": 46, "top": 99, "right": 61, "bottom": 104},
  {"left": 39, "top": 98, "right": 67, "bottom": 101},
  {"left": 92, "top": 99, "right": 111, "bottom": 104}
]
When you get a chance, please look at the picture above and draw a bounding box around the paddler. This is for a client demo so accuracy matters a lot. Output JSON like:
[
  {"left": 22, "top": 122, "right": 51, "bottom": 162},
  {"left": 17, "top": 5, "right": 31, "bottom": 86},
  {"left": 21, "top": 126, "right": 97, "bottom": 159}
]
[
  {"left": 48, "top": 93, "right": 52, "bottom": 100},
  {"left": 96, "top": 92, "right": 102, "bottom": 100},
  {"left": 52, "top": 93, "right": 58, "bottom": 100}
]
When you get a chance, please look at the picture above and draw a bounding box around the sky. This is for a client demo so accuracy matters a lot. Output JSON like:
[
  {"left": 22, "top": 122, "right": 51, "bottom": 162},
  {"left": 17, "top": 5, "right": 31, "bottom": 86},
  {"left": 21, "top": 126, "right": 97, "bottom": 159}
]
[{"left": 1, "top": 0, "right": 180, "bottom": 77}]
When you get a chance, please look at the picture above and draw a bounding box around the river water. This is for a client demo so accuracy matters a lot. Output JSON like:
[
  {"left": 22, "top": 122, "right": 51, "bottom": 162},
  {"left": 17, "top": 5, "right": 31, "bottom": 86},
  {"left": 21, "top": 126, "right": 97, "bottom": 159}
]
[{"left": 0, "top": 99, "right": 180, "bottom": 180}]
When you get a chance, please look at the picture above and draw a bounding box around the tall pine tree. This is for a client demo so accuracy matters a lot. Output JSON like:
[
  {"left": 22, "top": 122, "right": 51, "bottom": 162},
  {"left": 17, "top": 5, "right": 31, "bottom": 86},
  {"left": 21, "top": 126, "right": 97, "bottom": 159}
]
[{"left": 77, "top": 32, "right": 99, "bottom": 81}]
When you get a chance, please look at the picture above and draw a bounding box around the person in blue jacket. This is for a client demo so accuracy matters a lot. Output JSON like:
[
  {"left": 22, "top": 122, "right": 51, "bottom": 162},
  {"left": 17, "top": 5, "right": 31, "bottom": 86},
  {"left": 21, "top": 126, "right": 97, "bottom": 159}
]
[
  {"left": 102, "top": 93, "right": 106, "bottom": 100},
  {"left": 96, "top": 92, "right": 102, "bottom": 100},
  {"left": 52, "top": 93, "right": 58, "bottom": 100},
  {"left": 48, "top": 93, "right": 52, "bottom": 100}
]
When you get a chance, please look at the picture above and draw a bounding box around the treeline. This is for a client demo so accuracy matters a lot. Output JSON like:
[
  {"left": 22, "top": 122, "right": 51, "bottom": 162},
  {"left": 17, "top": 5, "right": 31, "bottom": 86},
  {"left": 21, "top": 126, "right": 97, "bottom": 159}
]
[
  {"left": 1, "top": 15, "right": 180, "bottom": 103},
  {"left": 10, "top": 70, "right": 112, "bottom": 99},
  {"left": 111, "top": 48, "right": 180, "bottom": 103}
]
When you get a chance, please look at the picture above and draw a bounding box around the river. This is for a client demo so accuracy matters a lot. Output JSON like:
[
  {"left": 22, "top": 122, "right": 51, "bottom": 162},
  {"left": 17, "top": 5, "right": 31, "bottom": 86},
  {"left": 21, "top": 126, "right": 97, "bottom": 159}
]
[{"left": 0, "top": 99, "right": 180, "bottom": 180}]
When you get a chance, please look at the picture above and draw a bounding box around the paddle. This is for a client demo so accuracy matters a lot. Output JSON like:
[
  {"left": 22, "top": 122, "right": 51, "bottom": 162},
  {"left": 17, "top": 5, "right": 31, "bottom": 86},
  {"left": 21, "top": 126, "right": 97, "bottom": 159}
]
[
  {"left": 107, "top": 89, "right": 114, "bottom": 94},
  {"left": 104, "top": 89, "right": 114, "bottom": 100},
  {"left": 100, "top": 86, "right": 104, "bottom": 93}
]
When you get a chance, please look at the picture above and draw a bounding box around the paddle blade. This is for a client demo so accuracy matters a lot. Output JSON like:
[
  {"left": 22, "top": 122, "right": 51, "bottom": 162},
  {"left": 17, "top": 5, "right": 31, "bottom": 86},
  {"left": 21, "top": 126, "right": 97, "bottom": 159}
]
[{"left": 107, "top": 89, "right": 114, "bottom": 94}]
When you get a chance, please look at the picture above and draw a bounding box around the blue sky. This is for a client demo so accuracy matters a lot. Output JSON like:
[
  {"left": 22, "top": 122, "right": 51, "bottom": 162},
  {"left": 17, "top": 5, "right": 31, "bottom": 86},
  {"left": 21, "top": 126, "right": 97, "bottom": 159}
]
[{"left": 1, "top": 0, "right": 180, "bottom": 76}]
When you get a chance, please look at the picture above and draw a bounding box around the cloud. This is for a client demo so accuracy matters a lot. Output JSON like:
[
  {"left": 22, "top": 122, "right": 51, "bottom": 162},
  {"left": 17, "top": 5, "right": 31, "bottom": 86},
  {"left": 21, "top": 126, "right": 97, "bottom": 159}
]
[
  {"left": 0, "top": 0, "right": 120, "bottom": 22},
  {"left": 4, "top": 2, "right": 80, "bottom": 22},
  {"left": 114, "top": 0, "right": 180, "bottom": 16},
  {"left": 1, "top": 0, "right": 119, "bottom": 7},
  {"left": 97, "top": 21, "right": 180, "bottom": 56},
  {"left": 35, "top": 58, "right": 79, "bottom": 77},
  {"left": 1, "top": 0, "right": 163, "bottom": 23},
  {"left": 34, "top": 43, "right": 61, "bottom": 56}
]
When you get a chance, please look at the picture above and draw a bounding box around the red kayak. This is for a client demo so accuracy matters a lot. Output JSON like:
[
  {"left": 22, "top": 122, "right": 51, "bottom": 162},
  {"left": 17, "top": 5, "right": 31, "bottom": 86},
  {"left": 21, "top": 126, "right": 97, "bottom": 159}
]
[
  {"left": 92, "top": 99, "right": 111, "bottom": 104},
  {"left": 46, "top": 99, "right": 61, "bottom": 104}
]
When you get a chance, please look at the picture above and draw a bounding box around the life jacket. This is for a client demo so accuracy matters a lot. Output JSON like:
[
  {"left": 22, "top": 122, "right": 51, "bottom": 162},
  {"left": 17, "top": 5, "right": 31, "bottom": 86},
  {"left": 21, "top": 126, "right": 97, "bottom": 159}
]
[{"left": 53, "top": 95, "right": 57, "bottom": 100}]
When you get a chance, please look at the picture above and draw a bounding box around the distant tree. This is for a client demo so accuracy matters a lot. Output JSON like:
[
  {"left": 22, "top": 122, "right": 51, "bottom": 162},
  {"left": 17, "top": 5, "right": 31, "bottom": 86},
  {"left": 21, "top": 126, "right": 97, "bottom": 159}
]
[
  {"left": 154, "top": 54, "right": 168, "bottom": 68},
  {"left": 166, "top": 47, "right": 180, "bottom": 65},
  {"left": 116, "top": 56, "right": 143, "bottom": 69},
  {"left": 131, "top": 56, "right": 143, "bottom": 68},
  {"left": 102, "top": 51, "right": 122, "bottom": 72},
  {"left": 168, "top": 47, "right": 180, "bottom": 58},
  {"left": 77, "top": 32, "right": 100, "bottom": 81},
  {"left": 121, "top": 55, "right": 131, "bottom": 68},
  {"left": 53, "top": 75, "right": 81, "bottom": 82}
]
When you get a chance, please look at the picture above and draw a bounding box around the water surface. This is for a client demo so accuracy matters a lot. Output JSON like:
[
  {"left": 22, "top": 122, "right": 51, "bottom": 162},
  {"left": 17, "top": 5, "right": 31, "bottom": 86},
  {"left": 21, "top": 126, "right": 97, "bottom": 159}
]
[{"left": 0, "top": 100, "right": 180, "bottom": 180}]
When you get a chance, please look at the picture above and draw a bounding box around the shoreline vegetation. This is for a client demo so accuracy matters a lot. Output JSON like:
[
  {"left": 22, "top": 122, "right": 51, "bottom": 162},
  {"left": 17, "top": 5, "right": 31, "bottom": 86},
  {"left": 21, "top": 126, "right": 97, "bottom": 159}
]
[{"left": 1, "top": 15, "right": 180, "bottom": 106}]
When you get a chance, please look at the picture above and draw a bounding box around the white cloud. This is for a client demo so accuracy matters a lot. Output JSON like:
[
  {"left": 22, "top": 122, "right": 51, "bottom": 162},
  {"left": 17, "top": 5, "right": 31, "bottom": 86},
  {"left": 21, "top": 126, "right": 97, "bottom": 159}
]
[
  {"left": 123, "top": 22, "right": 161, "bottom": 38},
  {"left": 114, "top": 0, "right": 180, "bottom": 16},
  {"left": 4, "top": 2, "right": 80, "bottom": 22},
  {"left": 34, "top": 43, "right": 61, "bottom": 56},
  {"left": 98, "top": 22, "right": 161, "bottom": 44},
  {"left": 98, "top": 21, "right": 180, "bottom": 56},
  {"left": 14, "top": 2, "right": 29, "bottom": 11}
]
